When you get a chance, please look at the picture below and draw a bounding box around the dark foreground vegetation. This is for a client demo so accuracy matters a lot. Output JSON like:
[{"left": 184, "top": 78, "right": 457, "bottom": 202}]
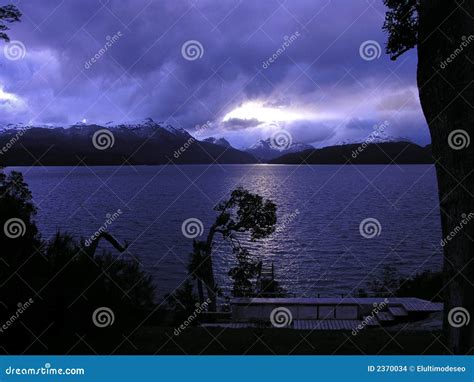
[
  {"left": 32, "top": 327, "right": 446, "bottom": 355},
  {"left": 0, "top": 169, "right": 155, "bottom": 354}
]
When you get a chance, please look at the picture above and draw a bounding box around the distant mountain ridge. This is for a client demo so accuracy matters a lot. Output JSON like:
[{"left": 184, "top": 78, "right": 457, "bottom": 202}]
[
  {"left": 335, "top": 135, "right": 414, "bottom": 146},
  {"left": 203, "top": 137, "right": 232, "bottom": 148},
  {"left": 0, "top": 119, "right": 255, "bottom": 165},
  {"left": 245, "top": 138, "right": 314, "bottom": 161},
  {"left": 270, "top": 142, "right": 433, "bottom": 164},
  {"left": 0, "top": 120, "right": 433, "bottom": 165}
]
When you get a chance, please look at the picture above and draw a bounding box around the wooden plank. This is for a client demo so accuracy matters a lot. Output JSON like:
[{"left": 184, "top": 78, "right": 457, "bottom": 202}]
[
  {"left": 376, "top": 312, "right": 395, "bottom": 322},
  {"left": 388, "top": 306, "right": 408, "bottom": 317}
]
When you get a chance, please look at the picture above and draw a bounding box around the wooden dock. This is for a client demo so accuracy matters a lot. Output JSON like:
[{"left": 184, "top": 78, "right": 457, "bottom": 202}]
[{"left": 200, "top": 297, "right": 443, "bottom": 331}]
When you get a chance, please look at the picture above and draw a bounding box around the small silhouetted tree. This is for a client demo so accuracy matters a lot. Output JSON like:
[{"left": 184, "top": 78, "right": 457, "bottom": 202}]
[
  {"left": 228, "top": 236, "right": 261, "bottom": 297},
  {"left": 0, "top": 4, "right": 21, "bottom": 42},
  {"left": 383, "top": 0, "right": 473, "bottom": 354},
  {"left": 367, "top": 265, "right": 400, "bottom": 296},
  {"left": 192, "top": 187, "right": 277, "bottom": 310}
]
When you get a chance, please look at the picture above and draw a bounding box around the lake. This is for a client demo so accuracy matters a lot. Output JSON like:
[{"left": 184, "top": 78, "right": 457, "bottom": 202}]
[{"left": 9, "top": 164, "right": 443, "bottom": 300}]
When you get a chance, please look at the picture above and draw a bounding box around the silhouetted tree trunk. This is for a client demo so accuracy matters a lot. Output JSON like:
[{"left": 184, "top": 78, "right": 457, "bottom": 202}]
[
  {"left": 417, "top": 0, "right": 473, "bottom": 354},
  {"left": 203, "top": 224, "right": 218, "bottom": 311},
  {"left": 196, "top": 277, "right": 205, "bottom": 304}
]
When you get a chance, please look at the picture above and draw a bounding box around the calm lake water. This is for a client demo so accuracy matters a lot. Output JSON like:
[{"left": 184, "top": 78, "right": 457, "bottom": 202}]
[{"left": 10, "top": 165, "right": 443, "bottom": 300}]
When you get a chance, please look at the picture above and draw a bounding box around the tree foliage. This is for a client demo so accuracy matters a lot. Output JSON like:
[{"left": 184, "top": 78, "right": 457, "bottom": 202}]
[
  {"left": 214, "top": 187, "right": 277, "bottom": 240},
  {"left": 189, "top": 187, "right": 277, "bottom": 309},
  {"left": 383, "top": 0, "right": 419, "bottom": 60},
  {"left": 0, "top": 168, "right": 155, "bottom": 353},
  {"left": 0, "top": 4, "right": 21, "bottom": 42},
  {"left": 227, "top": 237, "right": 261, "bottom": 297}
]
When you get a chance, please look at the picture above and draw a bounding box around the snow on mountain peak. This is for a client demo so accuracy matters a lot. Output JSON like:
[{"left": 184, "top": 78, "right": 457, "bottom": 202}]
[{"left": 203, "top": 137, "right": 231, "bottom": 148}]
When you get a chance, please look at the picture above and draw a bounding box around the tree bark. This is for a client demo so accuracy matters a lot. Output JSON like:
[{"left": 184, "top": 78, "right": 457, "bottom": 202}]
[{"left": 417, "top": 0, "right": 474, "bottom": 354}]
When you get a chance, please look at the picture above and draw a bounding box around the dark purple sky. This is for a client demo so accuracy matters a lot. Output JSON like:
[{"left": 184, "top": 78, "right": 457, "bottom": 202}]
[{"left": 0, "top": 0, "right": 430, "bottom": 148}]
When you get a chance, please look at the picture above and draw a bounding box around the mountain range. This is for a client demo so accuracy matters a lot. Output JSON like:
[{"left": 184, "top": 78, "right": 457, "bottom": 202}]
[
  {"left": 0, "top": 119, "right": 433, "bottom": 166},
  {"left": 245, "top": 138, "right": 314, "bottom": 161},
  {"left": 0, "top": 119, "right": 254, "bottom": 165},
  {"left": 270, "top": 142, "right": 433, "bottom": 164}
]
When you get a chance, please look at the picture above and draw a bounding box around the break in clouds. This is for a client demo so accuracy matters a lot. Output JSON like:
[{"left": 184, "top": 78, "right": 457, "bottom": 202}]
[{"left": 0, "top": 0, "right": 430, "bottom": 148}]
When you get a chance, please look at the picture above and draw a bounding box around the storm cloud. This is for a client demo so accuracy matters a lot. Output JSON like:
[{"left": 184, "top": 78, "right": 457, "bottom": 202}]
[{"left": 0, "top": 0, "right": 430, "bottom": 148}]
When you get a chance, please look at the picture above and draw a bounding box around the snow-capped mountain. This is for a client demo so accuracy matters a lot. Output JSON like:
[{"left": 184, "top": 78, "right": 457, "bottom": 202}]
[
  {"left": 0, "top": 122, "right": 56, "bottom": 132},
  {"left": 335, "top": 135, "right": 413, "bottom": 147},
  {"left": 1, "top": 118, "right": 188, "bottom": 138},
  {"left": 0, "top": 119, "right": 255, "bottom": 165},
  {"left": 246, "top": 138, "right": 314, "bottom": 161},
  {"left": 203, "top": 137, "right": 232, "bottom": 148},
  {"left": 103, "top": 118, "right": 188, "bottom": 136}
]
